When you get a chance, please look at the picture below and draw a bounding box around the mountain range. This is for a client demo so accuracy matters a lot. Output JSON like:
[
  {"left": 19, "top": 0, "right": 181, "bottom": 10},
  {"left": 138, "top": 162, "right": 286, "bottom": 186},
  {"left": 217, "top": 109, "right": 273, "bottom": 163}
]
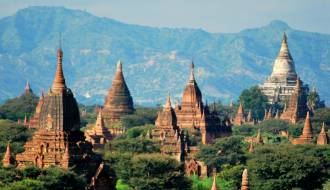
[{"left": 0, "top": 6, "right": 329, "bottom": 106}]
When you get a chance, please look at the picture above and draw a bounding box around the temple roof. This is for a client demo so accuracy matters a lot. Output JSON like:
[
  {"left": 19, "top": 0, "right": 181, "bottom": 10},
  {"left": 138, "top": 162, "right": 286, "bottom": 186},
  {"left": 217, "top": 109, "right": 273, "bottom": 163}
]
[
  {"left": 182, "top": 62, "right": 202, "bottom": 105},
  {"left": 270, "top": 33, "right": 297, "bottom": 79},
  {"left": 104, "top": 60, "right": 133, "bottom": 108}
]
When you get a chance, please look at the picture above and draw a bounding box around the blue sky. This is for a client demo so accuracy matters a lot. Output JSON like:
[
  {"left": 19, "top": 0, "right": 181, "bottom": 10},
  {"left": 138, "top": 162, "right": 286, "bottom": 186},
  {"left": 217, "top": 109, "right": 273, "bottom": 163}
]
[{"left": 0, "top": 0, "right": 330, "bottom": 34}]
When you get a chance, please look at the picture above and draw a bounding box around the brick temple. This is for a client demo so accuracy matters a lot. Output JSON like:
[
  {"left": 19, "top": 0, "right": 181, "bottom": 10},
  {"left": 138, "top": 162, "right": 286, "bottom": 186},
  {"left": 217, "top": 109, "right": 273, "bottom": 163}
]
[
  {"left": 15, "top": 46, "right": 116, "bottom": 189},
  {"left": 102, "top": 60, "right": 134, "bottom": 127}
]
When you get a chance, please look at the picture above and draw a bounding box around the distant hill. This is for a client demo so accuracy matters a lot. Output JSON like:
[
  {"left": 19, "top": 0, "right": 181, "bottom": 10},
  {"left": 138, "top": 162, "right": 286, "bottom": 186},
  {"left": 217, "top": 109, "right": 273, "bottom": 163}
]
[{"left": 0, "top": 6, "right": 329, "bottom": 105}]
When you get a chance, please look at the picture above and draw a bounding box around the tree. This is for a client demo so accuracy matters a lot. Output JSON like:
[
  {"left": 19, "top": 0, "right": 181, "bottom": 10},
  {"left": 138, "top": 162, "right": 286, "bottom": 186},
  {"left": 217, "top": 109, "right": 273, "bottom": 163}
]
[
  {"left": 307, "top": 90, "right": 325, "bottom": 112},
  {"left": 0, "top": 93, "right": 38, "bottom": 121},
  {"left": 248, "top": 144, "right": 330, "bottom": 190},
  {"left": 196, "top": 136, "right": 247, "bottom": 170},
  {"left": 239, "top": 86, "right": 269, "bottom": 119},
  {"left": 2, "top": 179, "right": 44, "bottom": 190},
  {"left": 129, "top": 154, "right": 191, "bottom": 190}
]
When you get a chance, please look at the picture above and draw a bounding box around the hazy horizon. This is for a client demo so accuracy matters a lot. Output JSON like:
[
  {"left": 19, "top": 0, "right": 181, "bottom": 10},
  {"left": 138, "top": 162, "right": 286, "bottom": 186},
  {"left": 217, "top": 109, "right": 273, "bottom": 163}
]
[{"left": 0, "top": 0, "right": 330, "bottom": 34}]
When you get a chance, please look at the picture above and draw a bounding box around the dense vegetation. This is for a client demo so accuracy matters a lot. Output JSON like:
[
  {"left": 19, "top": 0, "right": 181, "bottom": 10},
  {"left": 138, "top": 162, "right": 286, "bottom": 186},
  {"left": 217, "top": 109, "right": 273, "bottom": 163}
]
[
  {"left": 0, "top": 166, "right": 86, "bottom": 190},
  {"left": 0, "top": 93, "right": 38, "bottom": 121},
  {"left": 0, "top": 89, "right": 330, "bottom": 189},
  {"left": 239, "top": 86, "right": 269, "bottom": 119}
]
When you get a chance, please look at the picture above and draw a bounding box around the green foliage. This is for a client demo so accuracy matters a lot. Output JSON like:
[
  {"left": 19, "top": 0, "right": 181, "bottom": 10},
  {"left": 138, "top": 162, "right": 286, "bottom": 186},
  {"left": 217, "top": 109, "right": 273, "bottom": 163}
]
[
  {"left": 37, "top": 166, "right": 86, "bottom": 190},
  {"left": 0, "top": 166, "right": 86, "bottom": 190},
  {"left": 120, "top": 124, "right": 155, "bottom": 139},
  {"left": 121, "top": 107, "right": 159, "bottom": 129},
  {"left": 190, "top": 175, "right": 233, "bottom": 190},
  {"left": 106, "top": 138, "right": 160, "bottom": 153},
  {"left": 219, "top": 164, "right": 245, "bottom": 190},
  {"left": 312, "top": 108, "right": 330, "bottom": 127},
  {"left": 196, "top": 136, "right": 247, "bottom": 170},
  {"left": 1, "top": 179, "right": 45, "bottom": 190},
  {"left": 307, "top": 90, "right": 325, "bottom": 112},
  {"left": 0, "top": 93, "right": 38, "bottom": 121},
  {"left": 0, "top": 120, "right": 34, "bottom": 159},
  {"left": 116, "top": 179, "right": 133, "bottom": 190},
  {"left": 129, "top": 154, "right": 191, "bottom": 190},
  {"left": 239, "top": 86, "right": 269, "bottom": 119},
  {"left": 248, "top": 144, "right": 330, "bottom": 190}
]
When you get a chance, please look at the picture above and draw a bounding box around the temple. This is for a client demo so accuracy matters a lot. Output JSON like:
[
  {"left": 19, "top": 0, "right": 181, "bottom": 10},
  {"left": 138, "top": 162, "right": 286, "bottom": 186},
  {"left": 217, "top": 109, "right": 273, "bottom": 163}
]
[
  {"left": 241, "top": 169, "right": 249, "bottom": 190},
  {"left": 15, "top": 45, "right": 115, "bottom": 189},
  {"left": 246, "top": 129, "right": 264, "bottom": 144},
  {"left": 233, "top": 103, "right": 255, "bottom": 126},
  {"left": 102, "top": 60, "right": 134, "bottom": 129},
  {"left": 280, "top": 78, "right": 308, "bottom": 123},
  {"left": 317, "top": 123, "right": 328, "bottom": 145},
  {"left": 2, "top": 143, "right": 14, "bottom": 167},
  {"left": 260, "top": 33, "right": 309, "bottom": 105},
  {"left": 152, "top": 62, "right": 231, "bottom": 177},
  {"left": 291, "top": 112, "right": 313, "bottom": 145},
  {"left": 85, "top": 110, "right": 112, "bottom": 148},
  {"left": 24, "top": 81, "right": 33, "bottom": 95}
]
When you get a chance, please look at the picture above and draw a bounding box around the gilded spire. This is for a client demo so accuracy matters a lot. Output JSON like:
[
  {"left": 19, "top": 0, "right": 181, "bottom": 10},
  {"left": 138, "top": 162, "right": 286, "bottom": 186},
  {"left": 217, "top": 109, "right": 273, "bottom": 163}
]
[
  {"left": 52, "top": 37, "right": 66, "bottom": 93},
  {"left": 241, "top": 169, "right": 249, "bottom": 190},
  {"left": 2, "top": 143, "right": 13, "bottom": 167}
]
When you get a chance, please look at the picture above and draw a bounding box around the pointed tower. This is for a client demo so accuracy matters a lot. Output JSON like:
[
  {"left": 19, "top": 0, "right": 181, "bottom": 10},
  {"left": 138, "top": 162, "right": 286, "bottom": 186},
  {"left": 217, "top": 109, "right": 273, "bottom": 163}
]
[
  {"left": 102, "top": 60, "right": 134, "bottom": 127},
  {"left": 2, "top": 143, "right": 14, "bottom": 167},
  {"left": 24, "top": 81, "right": 33, "bottom": 94},
  {"left": 259, "top": 33, "right": 308, "bottom": 105},
  {"left": 280, "top": 78, "right": 308, "bottom": 123},
  {"left": 85, "top": 110, "right": 112, "bottom": 148},
  {"left": 234, "top": 103, "right": 245, "bottom": 126},
  {"left": 254, "top": 129, "right": 264, "bottom": 144},
  {"left": 29, "top": 92, "right": 45, "bottom": 128},
  {"left": 292, "top": 111, "right": 313, "bottom": 145},
  {"left": 246, "top": 110, "right": 253, "bottom": 122},
  {"left": 211, "top": 175, "right": 217, "bottom": 190},
  {"left": 181, "top": 62, "right": 202, "bottom": 109},
  {"left": 241, "top": 169, "right": 249, "bottom": 190},
  {"left": 16, "top": 44, "right": 99, "bottom": 171},
  {"left": 23, "top": 114, "right": 28, "bottom": 126},
  {"left": 317, "top": 123, "right": 328, "bottom": 145}
]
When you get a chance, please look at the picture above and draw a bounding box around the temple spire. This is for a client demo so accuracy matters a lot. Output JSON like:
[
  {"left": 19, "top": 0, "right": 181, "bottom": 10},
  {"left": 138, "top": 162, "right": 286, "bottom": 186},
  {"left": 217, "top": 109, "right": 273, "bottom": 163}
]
[
  {"left": 52, "top": 36, "right": 66, "bottom": 93},
  {"left": 279, "top": 32, "right": 290, "bottom": 58},
  {"left": 117, "top": 60, "right": 122, "bottom": 72},
  {"left": 165, "top": 92, "right": 172, "bottom": 109},
  {"left": 302, "top": 111, "right": 312, "bottom": 138},
  {"left": 189, "top": 61, "right": 195, "bottom": 82},
  {"left": 211, "top": 175, "right": 217, "bottom": 190},
  {"left": 241, "top": 169, "right": 249, "bottom": 190},
  {"left": 25, "top": 81, "right": 32, "bottom": 94},
  {"left": 95, "top": 110, "right": 105, "bottom": 130},
  {"left": 2, "top": 143, "right": 13, "bottom": 167},
  {"left": 317, "top": 122, "right": 328, "bottom": 145}
]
